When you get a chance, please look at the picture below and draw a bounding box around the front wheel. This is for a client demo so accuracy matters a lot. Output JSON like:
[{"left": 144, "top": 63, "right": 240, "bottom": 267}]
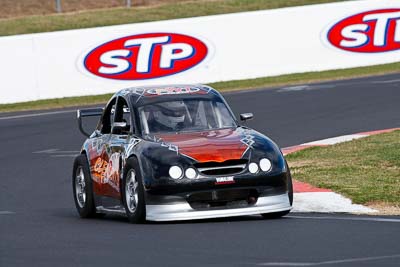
[
  {"left": 72, "top": 154, "right": 96, "bottom": 218},
  {"left": 122, "top": 158, "right": 146, "bottom": 223}
]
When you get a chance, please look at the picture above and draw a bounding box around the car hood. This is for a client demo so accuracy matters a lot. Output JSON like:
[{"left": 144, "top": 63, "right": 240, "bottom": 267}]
[{"left": 154, "top": 127, "right": 253, "bottom": 163}]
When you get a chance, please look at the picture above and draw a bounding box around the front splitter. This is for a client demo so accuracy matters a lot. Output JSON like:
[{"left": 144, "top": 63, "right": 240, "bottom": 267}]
[{"left": 146, "top": 193, "right": 291, "bottom": 221}]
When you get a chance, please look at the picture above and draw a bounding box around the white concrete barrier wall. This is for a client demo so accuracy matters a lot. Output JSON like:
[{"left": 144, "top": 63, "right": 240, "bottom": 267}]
[{"left": 1, "top": 0, "right": 400, "bottom": 104}]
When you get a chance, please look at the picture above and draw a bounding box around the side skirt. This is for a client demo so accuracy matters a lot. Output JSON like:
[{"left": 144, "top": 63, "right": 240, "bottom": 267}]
[{"left": 94, "top": 194, "right": 126, "bottom": 215}]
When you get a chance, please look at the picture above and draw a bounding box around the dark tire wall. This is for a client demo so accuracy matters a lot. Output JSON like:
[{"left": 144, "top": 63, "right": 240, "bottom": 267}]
[{"left": 72, "top": 154, "right": 97, "bottom": 218}]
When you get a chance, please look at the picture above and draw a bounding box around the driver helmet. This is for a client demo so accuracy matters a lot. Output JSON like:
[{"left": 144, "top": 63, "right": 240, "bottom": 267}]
[{"left": 153, "top": 101, "right": 186, "bottom": 129}]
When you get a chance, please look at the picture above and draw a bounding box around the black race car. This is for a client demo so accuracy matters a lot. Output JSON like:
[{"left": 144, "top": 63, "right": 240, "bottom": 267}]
[{"left": 73, "top": 85, "right": 293, "bottom": 223}]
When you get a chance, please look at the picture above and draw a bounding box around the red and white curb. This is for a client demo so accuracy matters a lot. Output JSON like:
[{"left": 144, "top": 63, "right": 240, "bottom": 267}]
[{"left": 283, "top": 128, "right": 400, "bottom": 214}]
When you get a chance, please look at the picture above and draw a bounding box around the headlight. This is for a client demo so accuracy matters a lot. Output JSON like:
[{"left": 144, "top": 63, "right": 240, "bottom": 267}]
[
  {"left": 259, "top": 158, "right": 272, "bottom": 172},
  {"left": 248, "top": 162, "right": 259, "bottom": 174},
  {"left": 169, "top": 166, "right": 183, "bottom": 179},
  {"left": 185, "top": 168, "right": 197, "bottom": 179}
]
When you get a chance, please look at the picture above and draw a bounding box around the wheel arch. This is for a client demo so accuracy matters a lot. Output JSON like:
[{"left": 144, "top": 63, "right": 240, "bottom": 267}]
[
  {"left": 79, "top": 147, "right": 90, "bottom": 161},
  {"left": 77, "top": 150, "right": 96, "bottom": 197},
  {"left": 124, "top": 153, "right": 151, "bottom": 191},
  {"left": 120, "top": 153, "right": 140, "bottom": 193}
]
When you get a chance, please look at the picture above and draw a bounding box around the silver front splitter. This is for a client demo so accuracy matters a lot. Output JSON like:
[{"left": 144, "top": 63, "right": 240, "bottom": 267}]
[{"left": 146, "top": 193, "right": 291, "bottom": 221}]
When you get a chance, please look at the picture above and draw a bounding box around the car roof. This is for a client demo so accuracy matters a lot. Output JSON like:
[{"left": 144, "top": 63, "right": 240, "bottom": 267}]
[{"left": 114, "top": 84, "right": 222, "bottom": 106}]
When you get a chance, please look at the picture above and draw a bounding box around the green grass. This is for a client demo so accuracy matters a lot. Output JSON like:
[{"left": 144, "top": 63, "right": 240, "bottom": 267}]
[
  {"left": 286, "top": 130, "right": 400, "bottom": 206},
  {"left": 1, "top": 61, "right": 400, "bottom": 113},
  {"left": 0, "top": 0, "right": 346, "bottom": 36}
]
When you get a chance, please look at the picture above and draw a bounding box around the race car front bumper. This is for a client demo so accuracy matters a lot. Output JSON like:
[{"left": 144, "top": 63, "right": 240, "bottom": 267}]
[{"left": 145, "top": 193, "right": 291, "bottom": 221}]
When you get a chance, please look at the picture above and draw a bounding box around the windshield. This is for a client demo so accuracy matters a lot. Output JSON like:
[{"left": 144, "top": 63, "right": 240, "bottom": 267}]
[{"left": 139, "top": 99, "right": 237, "bottom": 134}]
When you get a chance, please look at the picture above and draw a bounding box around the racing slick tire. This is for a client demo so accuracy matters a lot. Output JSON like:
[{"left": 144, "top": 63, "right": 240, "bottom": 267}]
[
  {"left": 72, "top": 154, "right": 97, "bottom": 218},
  {"left": 261, "top": 161, "right": 293, "bottom": 219},
  {"left": 122, "top": 157, "right": 146, "bottom": 224}
]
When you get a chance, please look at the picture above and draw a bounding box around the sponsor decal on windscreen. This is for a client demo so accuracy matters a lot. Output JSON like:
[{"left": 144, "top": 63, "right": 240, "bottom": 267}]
[
  {"left": 83, "top": 33, "right": 209, "bottom": 80},
  {"left": 325, "top": 9, "right": 400, "bottom": 53}
]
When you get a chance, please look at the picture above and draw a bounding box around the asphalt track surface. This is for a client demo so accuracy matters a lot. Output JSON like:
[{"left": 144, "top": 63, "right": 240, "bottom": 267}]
[{"left": 1, "top": 74, "right": 400, "bottom": 266}]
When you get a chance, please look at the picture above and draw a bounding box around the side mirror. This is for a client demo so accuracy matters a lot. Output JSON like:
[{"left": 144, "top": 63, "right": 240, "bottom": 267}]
[
  {"left": 111, "top": 122, "right": 128, "bottom": 134},
  {"left": 240, "top": 113, "right": 254, "bottom": 122}
]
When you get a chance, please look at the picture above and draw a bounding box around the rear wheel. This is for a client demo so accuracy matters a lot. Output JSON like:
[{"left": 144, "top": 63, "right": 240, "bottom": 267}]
[
  {"left": 262, "top": 160, "right": 293, "bottom": 219},
  {"left": 122, "top": 158, "right": 146, "bottom": 223},
  {"left": 72, "top": 154, "right": 96, "bottom": 218}
]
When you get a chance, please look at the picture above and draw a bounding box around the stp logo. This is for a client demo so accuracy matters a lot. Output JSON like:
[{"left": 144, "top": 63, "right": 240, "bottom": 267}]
[
  {"left": 327, "top": 9, "right": 400, "bottom": 53},
  {"left": 84, "top": 33, "right": 208, "bottom": 80}
]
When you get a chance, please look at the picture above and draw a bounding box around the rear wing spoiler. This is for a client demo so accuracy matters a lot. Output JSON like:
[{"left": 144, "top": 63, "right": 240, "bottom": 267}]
[{"left": 77, "top": 108, "right": 103, "bottom": 137}]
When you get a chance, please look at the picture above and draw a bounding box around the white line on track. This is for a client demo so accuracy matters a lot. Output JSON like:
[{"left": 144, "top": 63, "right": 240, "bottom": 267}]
[
  {"left": 257, "top": 254, "right": 400, "bottom": 266},
  {"left": 33, "top": 149, "right": 55, "bottom": 153},
  {"left": 277, "top": 85, "right": 310, "bottom": 92},
  {"left": 372, "top": 79, "right": 400, "bottom": 84},
  {"left": 0, "top": 211, "right": 15, "bottom": 215},
  {"left": 0, "top": 110, "right": 75, "bottom": 121},
  {"left": 277, "top": 84, "right": 336, "bottom": 93},
  {"left": 33, "top": 149, "right": 80, "bottom": 158},
  {"left": 51, "top": 154, "right": 79, "bottom": 158},
  {"left": 288, "top": 215, "right": 400, "bottom": 223},
  {"left": 33, "top": 149, "right": 79, "bottom": 154}
]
